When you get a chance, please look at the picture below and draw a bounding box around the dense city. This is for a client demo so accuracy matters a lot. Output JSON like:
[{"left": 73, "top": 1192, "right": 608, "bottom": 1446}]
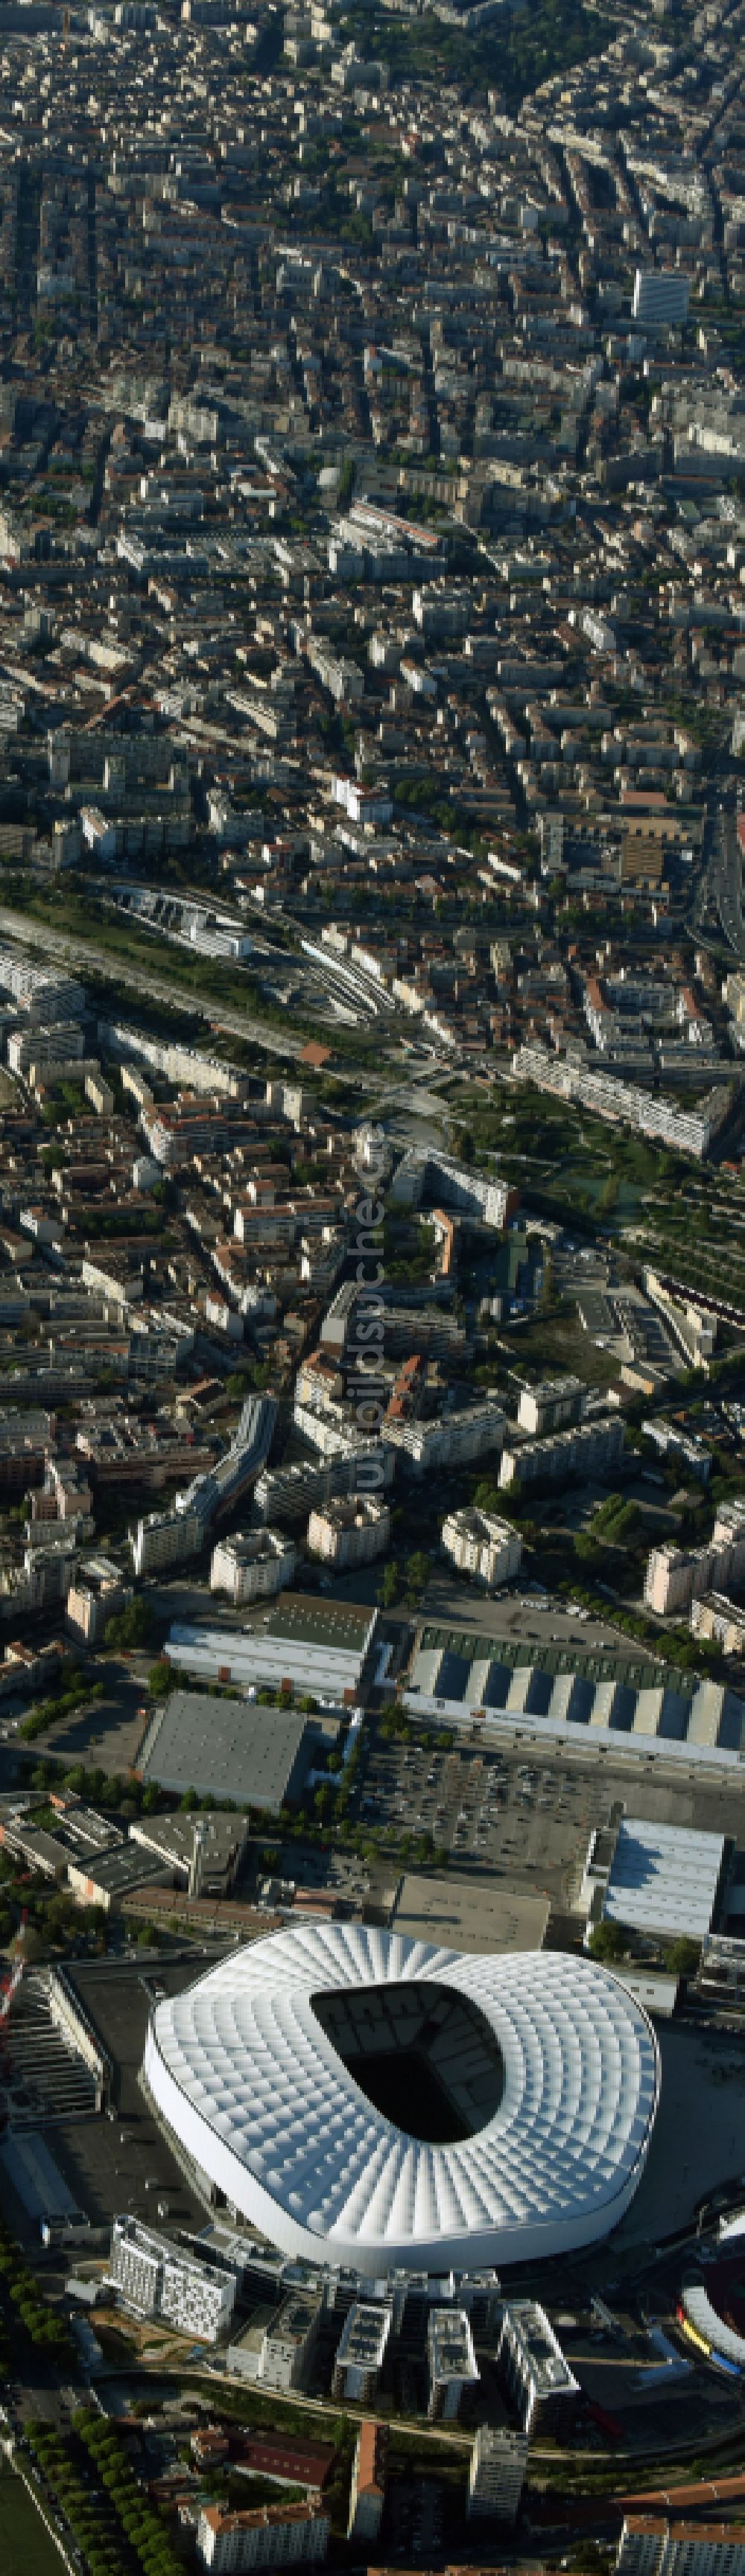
[{"left": 2, "top": 0, "right": 745, "bottom": 2571}]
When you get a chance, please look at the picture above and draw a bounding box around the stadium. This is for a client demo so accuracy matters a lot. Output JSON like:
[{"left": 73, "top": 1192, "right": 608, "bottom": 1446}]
[{"left": 144, "top": 1923, "right": 660, "bottom": 2277}]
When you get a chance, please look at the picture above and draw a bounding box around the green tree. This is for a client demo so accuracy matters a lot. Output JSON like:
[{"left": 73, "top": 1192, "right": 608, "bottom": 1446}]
[
  {"left": 665, "top": 1936, "right": 701, "bottom": 1979},
  {"left": 588, "top": 1919, "right": 627, "bottom": 1965}
]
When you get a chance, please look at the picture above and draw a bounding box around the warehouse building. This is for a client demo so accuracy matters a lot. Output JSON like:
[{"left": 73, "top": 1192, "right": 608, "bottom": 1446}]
[
  {"left": 582, "top": 1816, "right": 726, "bottom": 1946},
  {"left": 391, "top": 1873, "right": 549, "bottom": 1957},
  {"left": 405, "top": 1628, "right": 745, "bottom": 1767},
  {"left": 164, "top": 1596, "right": 378, "bottom": 1705},
  {"left": 136, "top": 1691, "right": 317, "bottom": 1810}
]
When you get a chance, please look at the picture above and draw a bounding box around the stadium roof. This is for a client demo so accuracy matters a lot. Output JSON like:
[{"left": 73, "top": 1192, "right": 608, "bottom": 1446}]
[{"left": 145, "top": 1924, "right": 659, "bottom": 2277}]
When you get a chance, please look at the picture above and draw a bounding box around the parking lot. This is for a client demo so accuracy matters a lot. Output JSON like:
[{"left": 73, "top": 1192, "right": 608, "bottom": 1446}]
[
  {"left": 416, "top": 1577, "right": 649, "bottom": 1661},
  {"left": 48, "top": 1953, "right": 221, "bottom": 2238},
  {"left": 352, "top": 1734, "right": 609, "bottom": 1905},
  {"left": 343, "top": 1717, "right": 745, "bottom": 1917}
]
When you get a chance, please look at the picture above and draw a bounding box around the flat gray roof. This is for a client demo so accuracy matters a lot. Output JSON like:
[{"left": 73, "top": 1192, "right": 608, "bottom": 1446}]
[
  {"left": 137, "top": 1690, "right": 310, "bottom": 1810},
  {"left": 392, "top": 1873, "right": 550, "bottom": 1956}
]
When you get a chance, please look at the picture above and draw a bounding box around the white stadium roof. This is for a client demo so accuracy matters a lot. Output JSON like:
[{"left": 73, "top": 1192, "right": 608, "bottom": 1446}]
[{"left": 145, "top": 1924, "right": 660, "bottom": 2276}]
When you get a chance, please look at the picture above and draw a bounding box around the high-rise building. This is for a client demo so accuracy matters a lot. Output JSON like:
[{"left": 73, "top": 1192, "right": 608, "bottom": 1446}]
[
  {"left": 467, "top": 2426, "right": 529, "bottom": 2526},
  {"left": 497, "top": 2300, "right": 579, "bottom": 2437},
  {"left": 633, "top": 271, "right": 690, "bottom": 329},
  {"left": 332, "top": 2300, "right": 392, "bottom": 2402},
  {"left": 347, "top": 2421, "right": 387, "bottom": 2544},
  {"left": 427, "top": 2307, "right": 479, "bottom": 2420}
]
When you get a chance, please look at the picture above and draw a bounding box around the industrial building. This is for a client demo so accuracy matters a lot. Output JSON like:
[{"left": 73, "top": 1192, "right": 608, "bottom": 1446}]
[
  {"left": 497, "top": 2300, "right": 580, "bottom": 2437},
  {"left": 391, "top": 1873, "right": 550, "bottom": 1958},
  {"left": 136, "top": 1690, "right": 316, "bottom": 1810},
  {"left": 163, "top": 1595, "right": 378, "bottom": 1705},
  {"left": 405, "top": 1628, "right": 745, "bottom": 1766},
  {"left": 581, "top": 1817, "right": 726, "bottom": 1946},
  {"left": 129, "top": 1809, "right": 250, "bottom": 1897},
  {"left": 143, "top": 1924, "right": 659, "bottom": 2275}
]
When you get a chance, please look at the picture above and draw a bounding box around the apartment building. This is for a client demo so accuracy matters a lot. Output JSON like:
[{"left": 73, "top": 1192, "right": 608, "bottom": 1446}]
[
  {"left": 633, "top": 270, "right": 691, "bottom": 328},
  {"left": 467, "top": 2426, "right": 529, "bottom": 2526},
  {"left": 441, "top": 1506, "right": 522, "bottom": 1588},
  {"left": 618, "top": 2521, "right": 745, "bottom": 2576},
  {"left": 387, "top": 1399, "right": 505, "bottom": 1478},
  {"left": 210, "top": 1527, "right": 296, "bottom": 1603},
  {"left": 691, "top": 1593, "right": 745, "bottom": 1655},
  {"left": 427, "top": 2307, "right": 480, "bottom": 2421},
  {"left": 517, "top": 1376, "right": 586, "bottom": 1437},
  {"left": 644, "top": 1499, "right": 745, "bottom": 1618},
  {"left": 390, "top": 1144, "right": 517, "bottom": 1230},
  {"left": 500, "top": 1413, "right": 624, "bottom": 1491},
  {"left": 258, "top": 2290, "right": 324, "bottom": 2392},
  {"left": 197, "top": 2502, "right": 330, "bottom": 2572},
  {"left": 332, "top": 2300, "right": 392, "bottom": 2403},
  {"left": 110, "top": 2216, "right": 236, "bottom": 2344},
  {"left": 347, "top": 2421, "right": 387, "bottom": 2545},
  {"left": 511, "top": 1045, "right": 732, "bottom": 1163},
  {"left": 307, "top": 1496, "right": 390, "bottom": 1568},
  {"left": 496, "top": 2300, "right": 579, "bottom": 2437}
]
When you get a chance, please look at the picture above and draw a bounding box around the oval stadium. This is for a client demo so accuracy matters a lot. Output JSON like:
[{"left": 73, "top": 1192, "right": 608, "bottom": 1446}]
[{"left": 144, "top": 1923, "right": 660, "bottom": 2277}]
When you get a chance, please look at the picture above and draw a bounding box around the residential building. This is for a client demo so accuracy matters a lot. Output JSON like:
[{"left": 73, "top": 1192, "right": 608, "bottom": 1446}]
[
  {"left": 617, "top": 2521, "right": 745, "bottom": 2576},
  {"left": 500, "top": 1413, "right": 624, "bottom": 1491},
  {"left": 332, "top": 2301, "right": 392, "bottom": 2403},
  {"left": 691, "top": 1593, "right": 745, "bottom": 1655},
  {"left": 109, "top": 2216, "right": 236, "bottom": 2343},
  {"left": 427, "top": 2307, "right": 479, "bottom": 2421},
  {"left": 210, "top": 1527, "right": 296, "bottom": 1603},
  {"left": 441, "top": 1507, "right": 522, "bottom": 1588},
  {"left": 633, "top": 271, "right": 691, "bottom": 329},
  {"left": 467, "top": 2426, "right": 528, "bottom": 2526},
  {"left": 197, "top": 2502, "right": 330, "bottom": 2572},
  {"left": 347, "top": 2422, "right": 387, "bottom": 2545},
  {"left": 497, "top": 2300, "right": 579, "bottom": 2437},
  {"left": 517, "top": 1376, "right": 586, "bottom": 1437},
  {"left": 257, "top": 2290, "right": 324, "bottom": 2392},
  {"left": 307, "top": 1496, "right": 390, "bottom": 1568}
]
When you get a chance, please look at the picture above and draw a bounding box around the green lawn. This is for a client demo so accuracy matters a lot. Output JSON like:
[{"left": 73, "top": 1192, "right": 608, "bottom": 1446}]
[{"left": 0, "top": 2467, "right": 66, "bottom": 2576}]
